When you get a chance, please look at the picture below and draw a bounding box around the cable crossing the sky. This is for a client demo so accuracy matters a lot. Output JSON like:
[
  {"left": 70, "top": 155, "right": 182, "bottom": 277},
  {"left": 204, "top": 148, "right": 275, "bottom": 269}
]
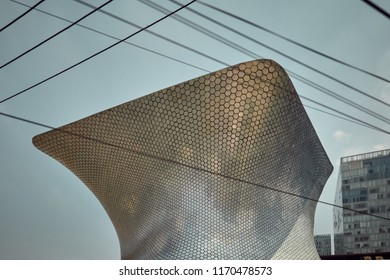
[
  {"left": 9, "top": 0, "right": 209, "bottom": 73},
  {"left": 167, "top": 0, "right": 390, "bottom": 107},
  {"left": 362, "top": 0, "right": 390, "bottom": 19},
  {"left": 0, "top": 0, "right": 199, "bottom": 104},
  {"left": 0, "top": 0, "right": 45, "bottom": 33},
  {"left": 196, "top": 0, "right": 390, "bottom": 83},
  {"left": 139, "top": 0, "right": 390, "bottom": 125},
  {"left": 3, "top": 0, "right": 389, "bottom": 132},
  {"left": 0, "top": 0, "right": 113, "bottom": 70}
]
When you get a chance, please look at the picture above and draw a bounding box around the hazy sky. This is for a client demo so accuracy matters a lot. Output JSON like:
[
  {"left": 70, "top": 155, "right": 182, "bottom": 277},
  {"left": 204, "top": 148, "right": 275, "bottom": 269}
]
[{"left": 0, "top": 0, "right": 389, "bottom": 259}]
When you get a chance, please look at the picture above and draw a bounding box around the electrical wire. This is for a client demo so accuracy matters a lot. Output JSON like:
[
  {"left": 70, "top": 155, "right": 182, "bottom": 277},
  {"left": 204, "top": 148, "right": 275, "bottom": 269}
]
[
  {"left": 300, "top": 95, "right": 389, "bottom": 134},
  {"left": 139, "top": 0, "right": 390, "bottom": 126},
  {"left": 9, "top": 0, "right": 209, "bottom": 73},
  {"left": 302, "top": 103, "right": 377, "bottom": 130},
  {"left": 76, "top": 0, "right": 390, "bottom": 129},
  {"left": 196, "top": 0, "right": 390, "bottom": 83},
  {"left": 168, "top": 0, "right": 390, "bottom": 107},
  {"left": 137, "top": 0, "right": 259, "bottom": 62},
  {"left": 362, "top": 0, "right": 390, "bottom": 19},
  {"left": 288, "top": 71, "right": 390, "bottom": 125},
  {"left": 5, "top": 0, "right": 389, "bottom": 133},
  {"left": 0, "top": 0, "right": 45, "bottom": 33},
  {"left": 0, "top": 0, "right": 113, "bottom": 70},
  {"left": 73, "top": 0, "right": 228, "bottom": 66},
  {"left": 1, "top": 110, "right": 390, "bottom": 222},
  {"left": 0, "top": 0, "right": 199, "bottom": 104}
]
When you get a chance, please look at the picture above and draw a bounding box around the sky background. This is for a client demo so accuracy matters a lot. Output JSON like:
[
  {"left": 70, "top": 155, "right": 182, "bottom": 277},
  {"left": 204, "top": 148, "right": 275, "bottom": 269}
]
[{"left": 0, "top": 0, "right": 389, "bottom": 259}]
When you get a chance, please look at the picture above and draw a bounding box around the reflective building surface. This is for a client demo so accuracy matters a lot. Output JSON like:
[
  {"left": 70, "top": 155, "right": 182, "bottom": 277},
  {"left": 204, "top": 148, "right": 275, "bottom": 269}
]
[
  {"left": 33, "top": 59, "right": 333, "bottom": 259},
  {"left": 333, "top": 149, "right": 390, "bottom": 255}
]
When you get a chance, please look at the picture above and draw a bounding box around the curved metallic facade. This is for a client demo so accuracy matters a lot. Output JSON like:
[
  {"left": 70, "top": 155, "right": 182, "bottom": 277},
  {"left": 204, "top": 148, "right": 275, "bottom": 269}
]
[{"left": 33, "top": 59, "right": 333, "bottom": 259}]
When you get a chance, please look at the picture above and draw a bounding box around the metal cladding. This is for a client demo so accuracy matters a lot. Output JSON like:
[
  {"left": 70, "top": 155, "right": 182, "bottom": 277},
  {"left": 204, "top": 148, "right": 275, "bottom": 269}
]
[{"left": 33, "top": 59, "right": 333, "bottom": 259}]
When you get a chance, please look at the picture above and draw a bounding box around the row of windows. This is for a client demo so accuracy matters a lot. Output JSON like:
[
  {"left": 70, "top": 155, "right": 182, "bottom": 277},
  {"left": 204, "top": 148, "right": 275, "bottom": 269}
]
[
  {"left": 341, "top": 179, "right": 390, "bottom": 192},
  {"left": 343, "top": 204, "right": 390, "bottom": 213},
  {"left": 342, "top": 164, "right": 390, "bottom": 182},
  {"left": 342, "top": 168, "right": 390, "bottom": 181},
  {"left": 343, "top": 215, "right": 390, "bottom": 225},
  {"left": 343, "top": 191, "right": 390, "bottom": 203},
  {"left": 344, "top": 248, "right": 383, "bottom": 254},
  {"left": 342, "top": 196, "right": 367, "bottom": 203},
  {"left": 344, "top": 235, "right": 390, "bottom": 244},
  {"left": 350, "top": 241, "right": 388, "bottom": 249},
  {"left": 369, "top": 206, "right": 390, "bottom": 214},
  {"left": 341, "top": 155, "right": 390, "bottom": 172},
  {"left": 344, "top": 227, "right": 390, "bottom": 235},
  {"left": 343, "top": 212, "right": 390, "bottom": 222},
  {"left": 342, "top": 182, "right": 390, "bottom": 192}
]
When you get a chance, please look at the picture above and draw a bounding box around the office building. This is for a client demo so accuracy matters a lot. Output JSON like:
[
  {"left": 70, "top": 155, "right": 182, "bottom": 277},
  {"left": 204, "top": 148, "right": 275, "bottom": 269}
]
[
  {"left": 333, "top": 149, "right": 390, "bottom": 255},
  {"left": 314, "top": 234, "right": 331, "bottom": 256},
  {"left": 333, "top": 233, "right": 345, "bottom": 255}
]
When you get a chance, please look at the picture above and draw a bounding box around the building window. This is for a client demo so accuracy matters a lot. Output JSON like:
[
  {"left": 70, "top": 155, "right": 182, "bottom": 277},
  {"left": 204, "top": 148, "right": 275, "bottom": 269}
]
[
  {"left": 342, "top": 185, "right": 350, "bottom": 191},
  {"left": 364, "top": 161, "right": 372, "bottom": 168},
  {"left": 370, "top": 207, "right": 379, "bottom": 214},
  {"left": 369, "top": 188, "right": 379, "bottom": 194},
  {"left": 354, "top": 203, "right": 367, "bottom": 209}
]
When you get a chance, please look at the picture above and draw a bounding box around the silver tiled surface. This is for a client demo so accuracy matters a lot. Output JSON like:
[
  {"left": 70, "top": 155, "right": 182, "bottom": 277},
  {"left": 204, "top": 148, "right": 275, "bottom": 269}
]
[{"left": 33, "top": 59, "right": 333, "bottom": 259}]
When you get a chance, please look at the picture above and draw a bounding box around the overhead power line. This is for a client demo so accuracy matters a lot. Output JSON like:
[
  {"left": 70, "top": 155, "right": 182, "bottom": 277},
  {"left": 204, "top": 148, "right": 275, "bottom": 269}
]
[
  {"left": 362, "top": 0, "right": 390, "bottom": 19},
  {"left": 0, "top": 0, "right": 113, "bottom": 70},
  {"left": 9, "top": 0, "right": 209, "bottom": 73},
  {"left": 140, "top": 0, "right": 390, "bottom": 126},
  {"left": 302, "top": 103, "right": 378, "bottom": 130},
  {"left": 169, "top": 0, "right": 390, "bottom": 107},
  {"left": 73, "top": 0, "right": 228, "bottom": 66},
  {"left": 0, "top": 0, "right": 45, "bottom": 33},
  {"left": 5, "top": 1, "right": 389, "bottom": 133},
  {"left": 11, "top": 0, "right": 389, "bottom": 133},
  {"left": 9, "top": 0, "right": 389, "bottom": 132},
  {"left": 196, "top": 0, "right": 390, "bottom": 83},
  {"left": 0, "top": 0, "right": 199, "bottom": 104},
  {"left": 77, "top": 0, "right": 390, "bottom": 129},
  {"left": 288, "top": 71, "right": 390, "bottom": 125},
  {"left": 1, "top": 110, "right": 390, "bottom": 222},
  {"left": 300, "top": 95, "right": 390, "bottom": 134}
]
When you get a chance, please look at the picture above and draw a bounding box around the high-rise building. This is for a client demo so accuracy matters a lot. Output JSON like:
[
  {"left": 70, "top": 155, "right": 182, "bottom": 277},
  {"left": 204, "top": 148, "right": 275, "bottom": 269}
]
[
  {"left": 333, "top": 149, "right": 390, "bottom": 255},
  {"left": 333, "top": 233, "right": 345, "bottom": 255},
  {"left": 314, "top": 234, "right": 331, "bottom": 256}
]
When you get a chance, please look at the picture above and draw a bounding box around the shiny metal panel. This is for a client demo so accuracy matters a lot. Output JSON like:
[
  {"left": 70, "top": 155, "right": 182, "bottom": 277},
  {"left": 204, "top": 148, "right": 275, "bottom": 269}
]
[{"left": 33, "top": 59, "right": 333, "bottom": 259}]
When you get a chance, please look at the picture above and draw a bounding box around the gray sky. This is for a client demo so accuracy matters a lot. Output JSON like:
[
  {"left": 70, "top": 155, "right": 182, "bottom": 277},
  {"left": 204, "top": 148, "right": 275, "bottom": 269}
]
[{"left": 0, "top": 0, "right": 389, "bottom": 259}]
